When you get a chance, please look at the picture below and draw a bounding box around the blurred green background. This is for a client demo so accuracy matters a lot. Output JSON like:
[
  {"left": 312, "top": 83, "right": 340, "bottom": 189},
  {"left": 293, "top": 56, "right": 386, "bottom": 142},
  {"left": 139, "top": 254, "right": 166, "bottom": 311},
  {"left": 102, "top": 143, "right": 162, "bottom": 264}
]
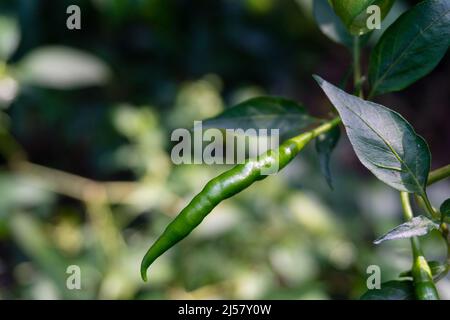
[{"left": 0, "top": 0, "right": 448, "bottom": 299}]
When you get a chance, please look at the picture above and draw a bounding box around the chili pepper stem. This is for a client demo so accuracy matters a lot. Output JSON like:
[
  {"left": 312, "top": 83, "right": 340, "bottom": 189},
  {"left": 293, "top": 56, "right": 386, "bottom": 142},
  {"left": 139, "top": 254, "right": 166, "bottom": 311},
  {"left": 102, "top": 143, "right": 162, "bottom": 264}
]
[{"left": 310, "top": 117, "right": 342, "bottom": 139}]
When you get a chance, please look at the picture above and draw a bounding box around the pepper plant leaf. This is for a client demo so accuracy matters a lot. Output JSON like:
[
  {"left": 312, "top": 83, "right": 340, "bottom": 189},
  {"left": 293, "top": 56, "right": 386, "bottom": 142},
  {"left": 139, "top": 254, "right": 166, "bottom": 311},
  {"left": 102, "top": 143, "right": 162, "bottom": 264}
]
[
  {"left": 313, "top": 0, "right": 372, "bottom": 48},
  {"left": 315, "top": 125, "right": 341, "bottom": 189},
  {"left": 314, "top": 76, "right": 431, "bottom": 194},
  {"left": 360, "top": 280, "right": 415, "bottom": 300},
  {"left": 313, "top": 0, "right": 354, "bottom": 47},
  {"left": 203, "top": 96, "right": 318, "bottom": 139},
  {"left": 374, "top": 215, "right": 439, "bottom": 244},
  {"left": 369, "top": 0, "right": 450, "bottom": 96},
  {"left": 330, "top": 0, "right": 395, "bottom": 36},
  {"left": 440, "top": 199, "right": 450, "bottom": 218}
]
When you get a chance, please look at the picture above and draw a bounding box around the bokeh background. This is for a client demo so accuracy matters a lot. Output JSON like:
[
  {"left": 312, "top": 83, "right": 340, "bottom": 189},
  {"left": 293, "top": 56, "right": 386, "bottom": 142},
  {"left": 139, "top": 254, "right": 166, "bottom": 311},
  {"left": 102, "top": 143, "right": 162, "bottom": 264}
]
[{"left": 0, "top": 0, "right": 448, "bottom": 299}]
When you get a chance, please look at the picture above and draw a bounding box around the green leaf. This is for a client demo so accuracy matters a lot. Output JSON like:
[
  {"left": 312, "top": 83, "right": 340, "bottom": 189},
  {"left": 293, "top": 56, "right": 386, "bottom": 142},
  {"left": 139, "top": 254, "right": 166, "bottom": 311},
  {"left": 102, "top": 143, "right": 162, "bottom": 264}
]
[
  {"left": 202, "top": 96, "right": 318, "bottom": 139},
  {"left": 330, "top": 0, "right": 395, "bottom": 36},
  {"left": 314, "top": 75, "right": 431, "bottom": 194},
  {"left": 369, "top": 1, "right": 409, "bottom": 45},
  {"left": 315, "top": 125, "right": 341, "bottom": 189},
  {"left": 313, "top": 0, "right": 354, "bottom": 47},
  {"left": 400, "top": 261, "right": 448, "bottom": 282},
  {"left": 374, "top": 215, "right": 439, "bottom": 244},
  {"left": 360, "top": 280, "right": 415, "bottom": 300},
  {"left": 0, "top": 15, "right": 20, "bottom": 60},
  {"left": 440, "top": 198, "right": 450, "bottom": 218},
  {"left": 313, "top": 0, "right": 372, "bottom": 48},
  {"left": 17, "top": 46, "right": 111, "bottom": 89},
  {"left": 369, "top": 0, "right": 450, "bottom": 96}
]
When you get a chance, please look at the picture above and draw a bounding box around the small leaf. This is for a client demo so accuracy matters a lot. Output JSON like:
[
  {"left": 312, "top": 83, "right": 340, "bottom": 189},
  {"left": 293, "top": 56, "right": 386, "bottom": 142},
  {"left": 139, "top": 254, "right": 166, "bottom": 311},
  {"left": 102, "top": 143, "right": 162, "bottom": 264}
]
[
  {"left": 0, "top": 15, "right": 20, "bottom": 60},
  {"left": 374, "top": 216, "right": 439, "bottom": 244},
  {"left": 315, "top": 125, "right": 341, "bottom": 189},
  {"left": 369, "top": 0, "right": 450, "bottom": 96},
  {"left": 400, "top": 261, "right": 448, "bottom": 282},
  {"left": 202, "top": 96, "right": 318, "bottom": 139},
  {"left": 314, "top": 76, "right": 431, "bottom": 194},
  {"left": 360, "top": 280, "right": 415, "bottom": 300},
  {"left": 440, "top": 198, "right": 450, "bottom": 218},
  {"left": 18, "top": 46, "right": 111, "bottom": 89}
]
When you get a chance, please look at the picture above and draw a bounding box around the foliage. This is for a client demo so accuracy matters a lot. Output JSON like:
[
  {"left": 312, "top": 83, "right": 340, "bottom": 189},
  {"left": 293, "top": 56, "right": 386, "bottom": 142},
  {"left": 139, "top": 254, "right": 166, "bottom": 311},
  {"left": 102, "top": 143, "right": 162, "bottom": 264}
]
[
  {"left": 0, "top": 0, "right": 448, "bottom": 300},
  {"left": 141, "top": 0, "right": 450, "bottom": 300}
]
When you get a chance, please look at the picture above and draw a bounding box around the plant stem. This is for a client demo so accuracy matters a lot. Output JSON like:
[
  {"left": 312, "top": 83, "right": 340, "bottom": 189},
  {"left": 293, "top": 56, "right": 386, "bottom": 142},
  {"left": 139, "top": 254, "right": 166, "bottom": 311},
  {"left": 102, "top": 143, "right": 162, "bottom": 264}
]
[
  {"left": 400, "top": 192, "right": 440, "bottom": 300},
  {"left": 400, "top": 192, "right": 414, "bottom": 221},
  {"left": 415, "top": 164, "right": 450, "bottom": 252},
  {"left": 353, "top": 36, "right": 363, "bottom": 98},
  {"left": 289, "top": 117, "right": 341, "bottom": 157},
  {"left": 428, "top": 164, "right": 450, "bottom": 185},
  {"left": 311, "top": 117, "right": 341, "bottom": 137},
  {"left": 420, "top": 193, "right": 439, "bottom": 220},
  {"left": 413, "top": 163, "right": 450, "bottom": 219}
]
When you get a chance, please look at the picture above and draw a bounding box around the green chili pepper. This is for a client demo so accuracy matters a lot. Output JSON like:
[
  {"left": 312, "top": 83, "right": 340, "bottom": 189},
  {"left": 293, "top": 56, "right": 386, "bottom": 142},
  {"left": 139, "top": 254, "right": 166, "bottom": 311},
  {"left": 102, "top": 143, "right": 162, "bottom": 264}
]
[
  {"left": 140, "top": 118, "right": 341, "bottom": 281},
  {"left": 410, "top": 238, "right": 440, "bottom": 300},
  {"left": 400, "top": 192, "right": 440, "bottom": 300}
]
